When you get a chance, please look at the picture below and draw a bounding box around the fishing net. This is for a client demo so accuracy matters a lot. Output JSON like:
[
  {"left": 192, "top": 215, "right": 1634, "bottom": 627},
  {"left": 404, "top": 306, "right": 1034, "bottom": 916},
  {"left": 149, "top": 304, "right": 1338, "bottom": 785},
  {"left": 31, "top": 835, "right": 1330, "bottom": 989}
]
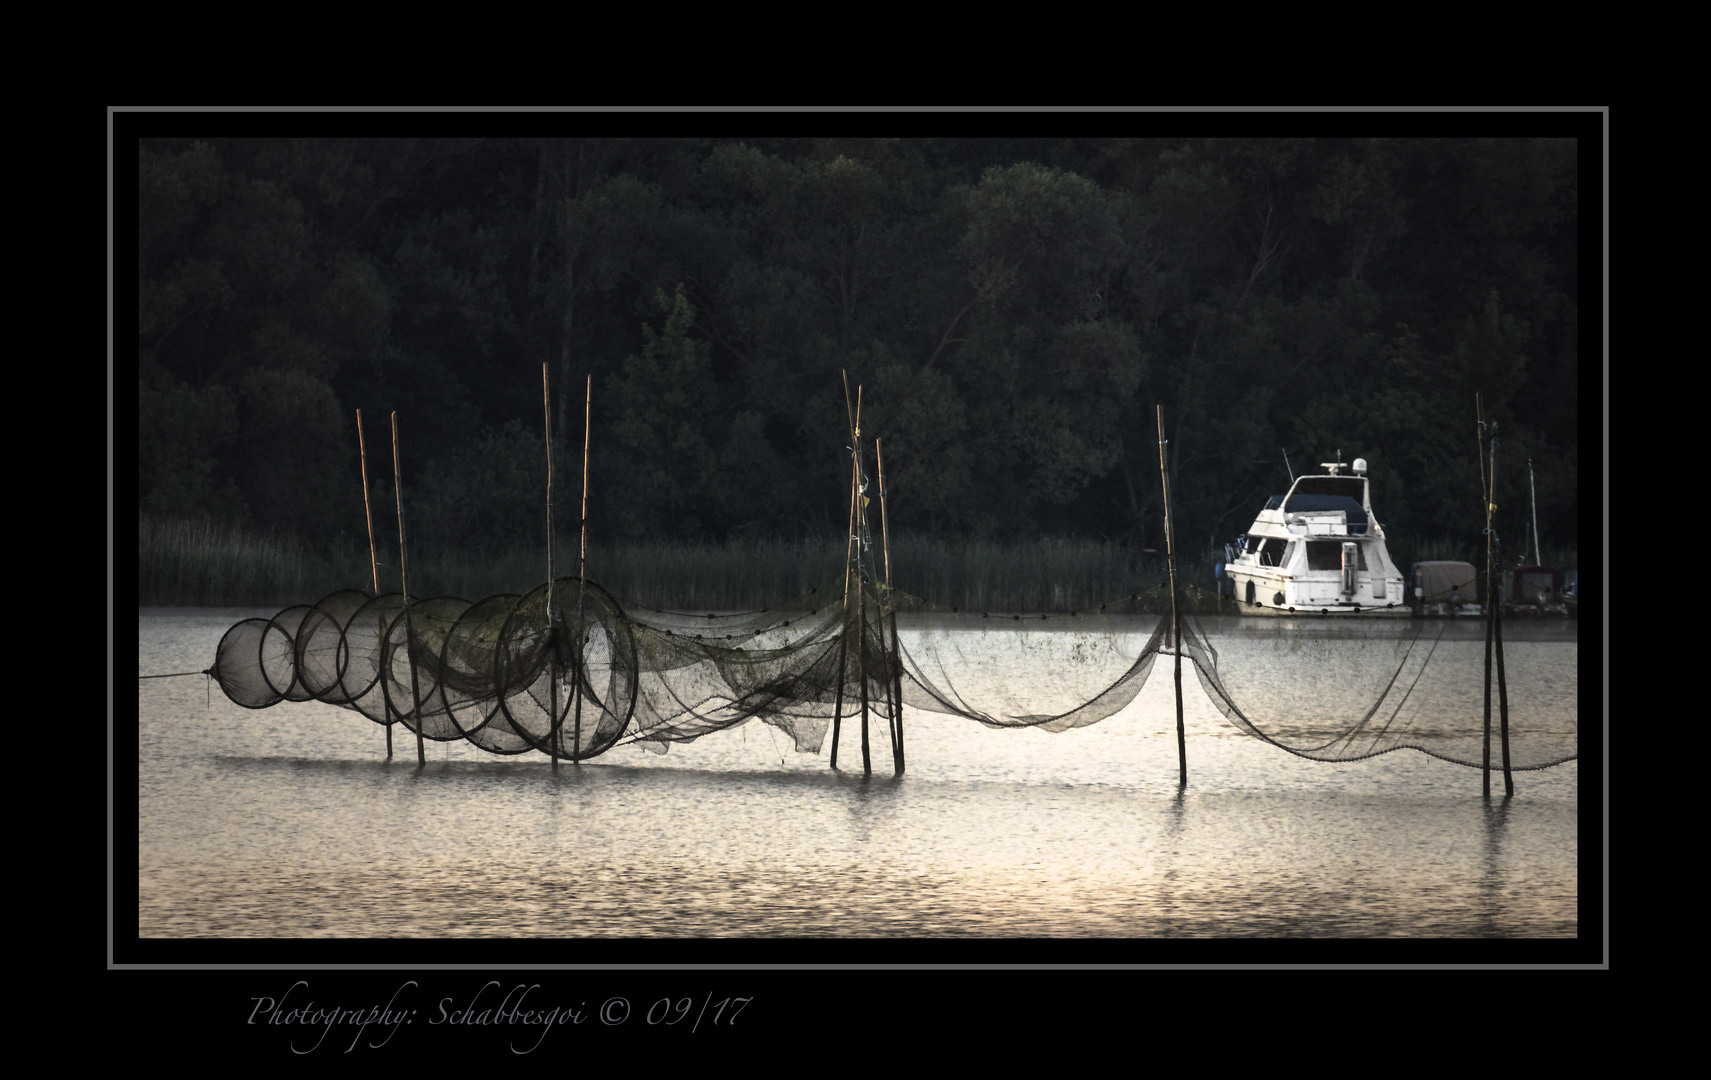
[
  {"left": 889, "top": 590, "right": 1167, "bottom": 732},
  {"left": 1180, "top": 607, "right": 1578, "bottom": 769},
  {"left": 202, "top": 420, "right": 1571, "bottom": 772},
  {"left": 206, "top": 573, "right": 1576, "bottom": 772}
]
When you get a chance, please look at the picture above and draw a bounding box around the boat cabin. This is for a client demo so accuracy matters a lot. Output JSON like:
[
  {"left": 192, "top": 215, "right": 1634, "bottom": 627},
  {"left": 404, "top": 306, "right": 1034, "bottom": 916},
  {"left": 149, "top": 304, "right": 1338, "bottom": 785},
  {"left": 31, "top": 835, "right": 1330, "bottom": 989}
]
[{"left": 1225, "top": 455, "right": 1407, "bottom": 613}]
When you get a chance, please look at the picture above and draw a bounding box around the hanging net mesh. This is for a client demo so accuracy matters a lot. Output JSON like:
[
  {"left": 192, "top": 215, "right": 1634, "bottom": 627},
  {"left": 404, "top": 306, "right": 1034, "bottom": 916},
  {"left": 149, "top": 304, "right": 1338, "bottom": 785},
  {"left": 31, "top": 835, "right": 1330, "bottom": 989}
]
[
  {"left": 204, "top": 438, "right": 1573, "bottom": 772},
  {"left": 207, "top": 575, "right": 1576, "bottom": 771},
  {"left": 1180, "top": 611, "right": 1577, "bottom": 768}
]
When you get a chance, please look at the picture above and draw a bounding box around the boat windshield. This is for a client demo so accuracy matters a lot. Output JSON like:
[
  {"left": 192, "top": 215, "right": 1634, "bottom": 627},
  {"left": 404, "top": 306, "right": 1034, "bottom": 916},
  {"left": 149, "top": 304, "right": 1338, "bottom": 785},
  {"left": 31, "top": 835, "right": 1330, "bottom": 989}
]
[
  {"left": 1286, "top": 476, "right": 1365, "bottom": 502},
  {"left": 1248, "top": 537, "right": 1287, "bottom": 567}
]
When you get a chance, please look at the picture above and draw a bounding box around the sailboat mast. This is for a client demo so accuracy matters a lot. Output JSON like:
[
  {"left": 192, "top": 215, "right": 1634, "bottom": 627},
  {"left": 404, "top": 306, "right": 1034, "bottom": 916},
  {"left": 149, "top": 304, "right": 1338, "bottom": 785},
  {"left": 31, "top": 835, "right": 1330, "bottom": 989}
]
[{"left": 1530, "top": 458, "right": 1541, "bottom": 566}]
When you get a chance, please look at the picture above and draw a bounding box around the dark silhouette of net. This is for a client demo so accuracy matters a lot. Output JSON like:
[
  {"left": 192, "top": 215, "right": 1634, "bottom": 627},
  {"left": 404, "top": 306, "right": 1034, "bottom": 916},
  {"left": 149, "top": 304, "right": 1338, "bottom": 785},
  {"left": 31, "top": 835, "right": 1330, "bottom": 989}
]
[
  {"left": 1179, "top": 612, "right": 1577, "bottom": 769},
  {"left": 207, "top": 577, "right": 1576, "bottom": 771}
]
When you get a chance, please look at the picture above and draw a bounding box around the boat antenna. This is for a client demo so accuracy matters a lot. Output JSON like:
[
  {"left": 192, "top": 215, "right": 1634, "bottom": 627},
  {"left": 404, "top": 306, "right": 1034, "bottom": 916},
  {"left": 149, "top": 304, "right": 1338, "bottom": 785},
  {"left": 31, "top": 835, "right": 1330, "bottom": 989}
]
[{"left": 1282, "top": 448, "right": 1294, "bottom": 483}]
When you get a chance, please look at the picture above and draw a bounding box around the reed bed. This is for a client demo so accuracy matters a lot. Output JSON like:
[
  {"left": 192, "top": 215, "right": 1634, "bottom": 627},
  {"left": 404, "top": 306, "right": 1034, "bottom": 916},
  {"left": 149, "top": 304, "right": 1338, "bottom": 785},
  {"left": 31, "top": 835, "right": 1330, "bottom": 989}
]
[
  {"left": 139, "top": 517, "right": 1197, "bottom": 611},
  {"left": 888, "top": 537, "right": 1172, "bottom": 613},
  {"left": 138, "top": 517, "right": 370, "bottom": 608},
  {"left": 143, "top": 517, "right": 1574, "bottom": 614},
  {"left": 138, "top": 521, "right": 1208, "bottom": 615},
  {"left": 595, "top": 537, "right": 1186, "bottom": 613}
]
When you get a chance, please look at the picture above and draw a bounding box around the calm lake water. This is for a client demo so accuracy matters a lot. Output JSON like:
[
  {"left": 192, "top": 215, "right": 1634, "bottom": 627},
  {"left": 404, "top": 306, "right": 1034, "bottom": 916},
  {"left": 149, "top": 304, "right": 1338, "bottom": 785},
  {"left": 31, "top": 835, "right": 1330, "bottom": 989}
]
[{"left": 134, "top": 608, "right": 1585, "bottom": 949}]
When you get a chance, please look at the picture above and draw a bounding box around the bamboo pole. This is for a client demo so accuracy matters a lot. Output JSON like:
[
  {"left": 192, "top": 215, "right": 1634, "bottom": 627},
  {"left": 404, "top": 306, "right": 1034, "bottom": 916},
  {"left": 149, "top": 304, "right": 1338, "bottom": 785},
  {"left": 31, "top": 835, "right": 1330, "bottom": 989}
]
[
  {"left": 1497, "top": 565, "right": 1513, "bottom": 795},
  {"left": 1478, "top": 395, "right": 1493, "bottom": 797},
  {"left": 858, "top": 523, "right": 871, "bottom": 778},
  {"left": 831, "top": 456, "right": 858, "bottom": 770},
  {"left": 877, "top": 438, "right": 904, "bottom": 775},
  {"left": 356, "top": 409, "right": 391, "bottom": 758},
  {"left": 1477, "top": 395, "right": 1514, "bottom": 795},
  {"left": 574, "top": 375, "right": 591, "bottom": 765},
  {"left": 392, "top": 412, "right": 426, "bottom": 767},
  {"left": 855, "top": 387, "right": 871, "bottom": 777},
  {"left": 1158, "top": 406, "right": 1186, "bottom": 788},
  {"left": 830, "top": 373, "right": 858, "bottom": 770},
  {"left": 544, "top": 364, "right": 559, "bottom": 770},
  {"left": 357, "top": 410, "right": 381, "bottom": 594},
  {"left": 1493, "top": 432, "right": 1512, "bottom": 795}
]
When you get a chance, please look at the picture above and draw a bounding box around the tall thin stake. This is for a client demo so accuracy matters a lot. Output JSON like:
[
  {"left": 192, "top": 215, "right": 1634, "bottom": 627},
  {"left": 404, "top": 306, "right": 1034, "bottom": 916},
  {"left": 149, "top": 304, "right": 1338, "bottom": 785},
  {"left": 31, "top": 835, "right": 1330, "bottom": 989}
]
[
  {"left": 356, "top": 409, "right": 390, "bottom": 758},
  {"left": 855, "top": 387, "right": 871, "bottom": 778},
  {"left": 1496, "top": 563, "right": 1512, "bottom": 795},
  {"left": 544, "top": 364, "right": 559, "bottom": 770},
  {"left": 1158, "top": 406, "right": 1186, "bottom": 788},
  {"left": 357, "top": 410, "right": 381, "bottom": 595},
  {"left": 1530, "top": 458, "right": 1542, "bottom": 567},
  {"left": 831, "top": 372, "right": 858, "bottom": 770},
  {"left": 831, "top": 457, "right": 858, "bottom": 770},
  {"left": 392, "top": 412, "right": 426, "bottom": 767},
  {"left": 1492, "top": 430, "right": 1512, "bottom": 795},
  {"left": 878, "top": 438, "right": 904, "bottom": 775},
  {"left": 1478, "top": 394, "right": 1493, "bottom": 796},
  {"left": 574, "top": 375, "right": 590, "bottom": 765}
]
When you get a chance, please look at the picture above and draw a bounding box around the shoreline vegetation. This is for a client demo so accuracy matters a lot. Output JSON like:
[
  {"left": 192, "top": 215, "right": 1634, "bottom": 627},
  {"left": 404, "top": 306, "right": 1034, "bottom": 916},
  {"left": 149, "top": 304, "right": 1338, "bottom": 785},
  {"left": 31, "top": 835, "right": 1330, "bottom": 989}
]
[
  {"left": 138, "top": 516, "right": 1577, "bottom": 614},
  {"left": 140, "top": 139, "right": 1581, "bottom": 586}
]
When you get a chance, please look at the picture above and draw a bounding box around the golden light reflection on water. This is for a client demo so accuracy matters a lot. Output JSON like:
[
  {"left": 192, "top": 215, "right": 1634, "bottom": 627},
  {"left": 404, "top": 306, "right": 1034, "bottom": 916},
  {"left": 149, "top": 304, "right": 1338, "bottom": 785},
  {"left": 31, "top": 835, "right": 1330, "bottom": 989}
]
[{"left": 138, "top": 611, "right": 1579, "bottom": 939}]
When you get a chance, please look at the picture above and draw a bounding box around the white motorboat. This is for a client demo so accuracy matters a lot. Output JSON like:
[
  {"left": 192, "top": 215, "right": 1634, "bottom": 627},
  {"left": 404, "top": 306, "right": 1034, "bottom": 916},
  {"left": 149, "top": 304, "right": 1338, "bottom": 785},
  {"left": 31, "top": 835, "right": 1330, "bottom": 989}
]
[{"left": 1223, "top": 454, "right": 1408, "bottom": 615}]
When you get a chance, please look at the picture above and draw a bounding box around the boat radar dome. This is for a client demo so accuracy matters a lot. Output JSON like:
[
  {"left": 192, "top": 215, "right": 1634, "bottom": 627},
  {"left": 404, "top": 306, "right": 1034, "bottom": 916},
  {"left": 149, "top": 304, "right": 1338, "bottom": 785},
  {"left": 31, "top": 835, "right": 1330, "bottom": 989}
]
[{"left": 1353, "top": 458, "right": 1367, "bottom": 476}]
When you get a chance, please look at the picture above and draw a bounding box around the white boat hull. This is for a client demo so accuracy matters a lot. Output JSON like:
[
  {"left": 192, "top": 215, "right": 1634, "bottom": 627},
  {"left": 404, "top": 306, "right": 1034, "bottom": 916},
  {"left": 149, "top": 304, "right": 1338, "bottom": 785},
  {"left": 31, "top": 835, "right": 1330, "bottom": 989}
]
[
  {"left": 1225, "top": 568, "right": 1412, "bottom": 616},
  {"left": 1224, "top": 455, "right": 1411, "bottom": 617}
]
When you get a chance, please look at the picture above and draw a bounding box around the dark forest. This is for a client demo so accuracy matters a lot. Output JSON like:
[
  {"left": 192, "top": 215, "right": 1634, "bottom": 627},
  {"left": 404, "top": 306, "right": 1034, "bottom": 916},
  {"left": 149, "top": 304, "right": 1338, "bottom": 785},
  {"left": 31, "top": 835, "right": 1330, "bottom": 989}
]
[{"left": 135, "top": 133, "right": 1586, "bottom": 585}]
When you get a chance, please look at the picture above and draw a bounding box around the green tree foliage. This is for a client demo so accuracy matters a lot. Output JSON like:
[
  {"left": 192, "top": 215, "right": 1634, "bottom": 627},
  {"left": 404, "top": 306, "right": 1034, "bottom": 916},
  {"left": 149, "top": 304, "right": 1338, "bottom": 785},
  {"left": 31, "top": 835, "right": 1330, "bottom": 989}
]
[
  {"left": 138, "top": 369, "right": 242, "bottom": 521},
  {"left": 938, "top": 165, "right": 1139, "bottom": 533},
  {"left": 604, "top": 288, "right": 726, "bottom": 539},
  {"left": 871, "top": 361, "right": 972, "bottom": 532},
  {"left": 139, "top": 142, "right": 234, "bottom": 349},
  {"left": 236, "top": 369, "right": 351, "bottom": 541},
  {"left": 135, "top": 135, "right": 1584, "bottom": 571},
  {"left": 1453, "top": 290, "right": 1530, "bottom": 423},
  {"left": 411, "top": 419, "right": 546, "bottom": 557}
]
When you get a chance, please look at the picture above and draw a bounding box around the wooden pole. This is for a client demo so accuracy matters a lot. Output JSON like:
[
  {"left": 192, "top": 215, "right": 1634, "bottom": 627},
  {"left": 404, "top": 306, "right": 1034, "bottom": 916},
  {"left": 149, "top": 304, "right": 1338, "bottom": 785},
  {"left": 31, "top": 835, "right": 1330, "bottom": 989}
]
[
  {"left": 392, "top": 412, "right": 426, "bottom": 767},
  {"left": 544, "top": 364, "right": 559, "bottom": 770},
  {"left": 1497, "top": 567, "right": 1513, "bottom": 795},
  {"left": 831, "top": 457, "right": 858, "bottom": 770},
  {"left": 877, "top": 438, "right": 904, "bottom": 776},
  {"left": 1478, "top": 394, "right": 1492, "bottom": 797},
  {"left": 855, "top": 387, "right": 871, "bottom": 777},
  {"left": 858, "top": 526, "right": 871, "bottom": 778},
  {"left": 1493, "top": 431, "right": 1512, "bottom": 795},
  {"left": 574, "top": 374, "right": 590, "bottom": 765},
  {"left": 581, "top": 376, "right": 591, "bottom": 577},
  {"left": 830, "top": 372, "right": 858, "bottom": 770},
  {"left": 356, "top": 409, "right": 391, "bottom": 758},
  {"left": 357, "top": 410, "right": 381, "bottom": 595},
  {"left": 1158, "top": 406, "right": 1186, "bottom": 789}
]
